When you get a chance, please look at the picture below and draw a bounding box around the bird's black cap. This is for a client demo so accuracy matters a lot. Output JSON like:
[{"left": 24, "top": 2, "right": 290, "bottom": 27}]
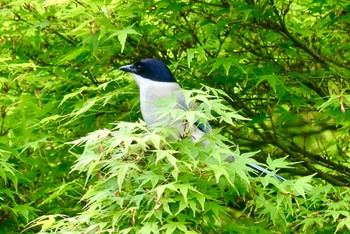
[{"left": 120, "top": 58, "right": 177, "bottom": 83}]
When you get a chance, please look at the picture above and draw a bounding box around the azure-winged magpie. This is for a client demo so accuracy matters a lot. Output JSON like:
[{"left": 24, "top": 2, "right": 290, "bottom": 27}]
[{"left": 120, "top": 58, "right": 285, "bottom": 182}]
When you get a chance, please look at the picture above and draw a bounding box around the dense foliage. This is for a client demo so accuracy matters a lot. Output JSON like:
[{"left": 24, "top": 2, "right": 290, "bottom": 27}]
[{"left": 1, "top": 0, "right": 350, "bottom": 233}]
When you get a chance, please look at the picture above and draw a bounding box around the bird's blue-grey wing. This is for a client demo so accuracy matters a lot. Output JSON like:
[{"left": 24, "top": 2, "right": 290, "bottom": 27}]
[{"left": 175, "top": 92, "right": 212, "bottom": 134}]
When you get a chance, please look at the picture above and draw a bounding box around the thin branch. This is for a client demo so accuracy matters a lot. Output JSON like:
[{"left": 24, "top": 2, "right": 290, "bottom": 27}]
[{"left": 269, "top": 0, "right": 350, "bottom": 70}]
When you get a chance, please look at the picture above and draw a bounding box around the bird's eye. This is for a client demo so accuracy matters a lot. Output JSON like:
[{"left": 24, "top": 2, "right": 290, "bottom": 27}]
[{"left": 136, "top": 64, "right": 142, "bottom": 71}]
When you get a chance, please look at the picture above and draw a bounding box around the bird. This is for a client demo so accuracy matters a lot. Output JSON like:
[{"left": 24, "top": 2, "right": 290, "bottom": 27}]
[{"left": 120, "top": 58, "right": 286, "bottom": 182}]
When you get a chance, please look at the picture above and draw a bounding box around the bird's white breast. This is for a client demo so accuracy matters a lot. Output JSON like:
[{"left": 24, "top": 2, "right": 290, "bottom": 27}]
[{"left": 131, "top": 74, "right": 182, "bottom": 127}]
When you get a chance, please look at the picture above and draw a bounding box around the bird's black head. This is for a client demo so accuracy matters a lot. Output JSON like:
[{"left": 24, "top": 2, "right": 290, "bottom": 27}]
[{"left": 120, "top": 58, "right": 177, "bottom": 83}]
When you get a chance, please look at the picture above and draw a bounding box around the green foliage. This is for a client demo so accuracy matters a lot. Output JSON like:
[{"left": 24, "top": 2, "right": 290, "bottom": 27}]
[
  {"left": 1, "top": 0, "right": 350, "bottom": 233},
  {"left": 25, "top": 97, "right": 294, "bottom": 233}
]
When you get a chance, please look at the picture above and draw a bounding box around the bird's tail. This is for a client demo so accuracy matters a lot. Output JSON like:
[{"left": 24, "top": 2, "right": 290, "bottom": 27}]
[{"left": 247, "top": 163, "right": 286, "bottom": 182}]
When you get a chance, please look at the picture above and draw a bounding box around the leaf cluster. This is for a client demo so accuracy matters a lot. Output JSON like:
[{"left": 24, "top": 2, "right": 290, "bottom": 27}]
[{"left": 0, "top": 0, "right": 350, "bottom": 233}]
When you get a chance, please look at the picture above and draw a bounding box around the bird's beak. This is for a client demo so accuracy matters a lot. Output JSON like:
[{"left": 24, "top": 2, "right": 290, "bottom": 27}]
[{"left": 120, "top": 64, "right": 136, "bottom": 73}]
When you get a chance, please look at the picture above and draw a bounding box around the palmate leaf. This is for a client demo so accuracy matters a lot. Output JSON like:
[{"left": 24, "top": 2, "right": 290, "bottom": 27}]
[
  {"left": 318, "top": 94, "right": 350, "bottom": 112},
  {"left": 43, "top": 0, "right": 70, "bottom": 7},
  {"left": 160, "top": 221, "right": 188, "bottom": 234},
  {"left": 256, "top": 74, "right": 280, "bottom": 93},
  {"left": 292, "top": 174, "right": 314, "bottom": 198},
  {"left": 0, "top": 151, "right": 18, "bottom": 189},
  {"left": 209, "top": 56, "right": 246, "bottom": 76},
  {"left": 154, "top": 149, "right": 178, "bottom": 171},
  {"left": 58, "top": 86, "right": 95, "bottom": 107},
  {"left": 186, "top": 46, "right": 208, "bottom": 67},
  {"left": 57, "top": 47, "right": 88, "bottom": 65},
  {"left": 335, "top": 216, "right": 350, "bottom": 234},
  {"left": 116, "top": 162, "right": 139, "bottom": 192},
  {"left": 266, "top": 155, "right": 297, "bottom": 170},
  {"left": 68, "top": 129, "right": 111, "bottom": 148},
  {"left": 207, "top": 164, "right": 235, "bottom": 187},
  {"left": 104, "top": 26, "right": 141, "bottom": 53},
  {"left": 139, "top": 222, "right": 159, "bottom": 234}
]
